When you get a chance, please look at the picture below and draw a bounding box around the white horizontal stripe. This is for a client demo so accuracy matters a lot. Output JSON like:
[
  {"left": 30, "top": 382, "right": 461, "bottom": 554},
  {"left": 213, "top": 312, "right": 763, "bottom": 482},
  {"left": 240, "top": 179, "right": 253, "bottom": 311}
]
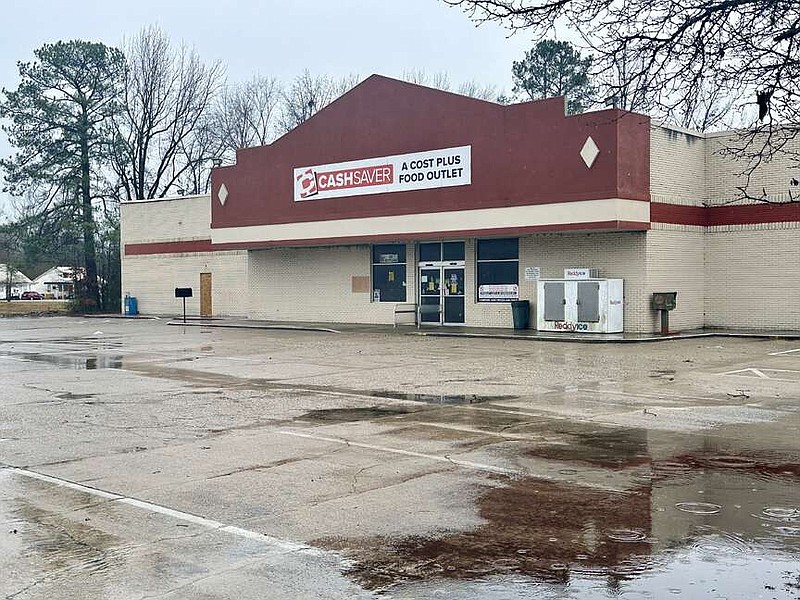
[
  {"left": 6, "top": 466, "right": 316, "bottom": 554},
  {"left": 212, "top": 198, "right": 650, "bottom": 244},
  {"left": 278, "top": 430, "right": 521, "bottom": 475},
  {"left": 8, "top": 467, "right": 123, "bottom": 500},
  {"left": 277, "top": 431, "right": 628, "bottom": 491}
]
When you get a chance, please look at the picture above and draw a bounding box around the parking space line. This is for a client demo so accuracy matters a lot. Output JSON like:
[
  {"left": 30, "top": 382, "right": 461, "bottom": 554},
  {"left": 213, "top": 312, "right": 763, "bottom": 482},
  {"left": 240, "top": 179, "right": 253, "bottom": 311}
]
[
  {"left": 278, "top": 430, "right": 520, "bottom": 476},
  {"left": 277, "top": 431, "right": 630, "bottom": 492},
  {"left": 768, "top": 348, "right": 800, "bottom": 356},
  {"left": 721, "top": 367, "right": 800, "bottom": 381},
  {"left": 722, "top": 368, "right": 771, "bottom": 378},
  {"left": 4, "top": 466, "right": 319, "bottom": 554}
]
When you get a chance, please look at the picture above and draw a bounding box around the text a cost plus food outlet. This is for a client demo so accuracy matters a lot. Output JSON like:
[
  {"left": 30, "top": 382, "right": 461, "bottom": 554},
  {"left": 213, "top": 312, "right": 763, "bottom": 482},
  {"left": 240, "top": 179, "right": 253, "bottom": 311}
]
[{"left": 398, "top": 154, "right": 464, "bottom": 183}]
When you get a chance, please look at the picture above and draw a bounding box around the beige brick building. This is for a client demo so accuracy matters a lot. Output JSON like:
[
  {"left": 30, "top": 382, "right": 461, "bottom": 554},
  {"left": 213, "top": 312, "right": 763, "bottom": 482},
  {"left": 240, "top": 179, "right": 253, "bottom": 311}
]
[{"left": 121, "top": 76, "right": 799, "bottom": 334}]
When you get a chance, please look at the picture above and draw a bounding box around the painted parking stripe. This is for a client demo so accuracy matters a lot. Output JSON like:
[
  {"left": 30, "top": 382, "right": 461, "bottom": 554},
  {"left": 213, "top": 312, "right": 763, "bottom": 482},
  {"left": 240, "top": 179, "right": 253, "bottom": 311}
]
[
  {"left": 723, "top": 368, "right": 771, "bottom": 379},
  {"left": 4, "top": 466, "right": 320, "bottom": 555},
  {"left": 721, "top": 367, "right": 800, "bottom": 381},
  {"left": 768, "top": 348, "right": 800, "bottom": 356},
  {"left": 278, "top": 430, "right": 520, "bottom": 476},
  {"left": 277, "top": 431, "right": 629, "bottom": 492}
]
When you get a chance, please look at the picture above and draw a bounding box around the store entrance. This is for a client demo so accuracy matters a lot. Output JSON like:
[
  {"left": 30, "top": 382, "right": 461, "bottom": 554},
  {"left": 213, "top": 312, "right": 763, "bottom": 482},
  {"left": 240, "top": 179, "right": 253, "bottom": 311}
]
[{"left": 418, "top": 241, "right": 466, "bottom": 326}]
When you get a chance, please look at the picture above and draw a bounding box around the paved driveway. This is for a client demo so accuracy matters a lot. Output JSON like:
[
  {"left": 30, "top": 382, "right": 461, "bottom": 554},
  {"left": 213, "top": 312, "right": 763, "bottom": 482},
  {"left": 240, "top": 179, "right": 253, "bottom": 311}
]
[{"left": 1, "top": 317, "right": 799, "bottom": 598}]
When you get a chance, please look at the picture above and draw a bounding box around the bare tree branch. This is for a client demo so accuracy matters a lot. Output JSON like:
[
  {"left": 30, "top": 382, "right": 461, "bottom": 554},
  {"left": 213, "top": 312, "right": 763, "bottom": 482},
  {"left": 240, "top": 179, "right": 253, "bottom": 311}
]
[
  {"left": 279, "top": 71, "right": 361, "bottom": 134},
  {"left": 113, "top": 26, "right": 224, "bottom": 200},
  {"left": 442, "top": 0, "right": 800, "bottom": 198}
]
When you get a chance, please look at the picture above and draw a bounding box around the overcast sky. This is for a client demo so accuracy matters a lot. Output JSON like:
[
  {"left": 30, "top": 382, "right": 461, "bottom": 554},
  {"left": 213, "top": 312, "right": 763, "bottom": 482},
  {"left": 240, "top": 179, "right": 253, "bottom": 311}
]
[{"left": 0, "top": 0, "right": 533, "bottom": 218}]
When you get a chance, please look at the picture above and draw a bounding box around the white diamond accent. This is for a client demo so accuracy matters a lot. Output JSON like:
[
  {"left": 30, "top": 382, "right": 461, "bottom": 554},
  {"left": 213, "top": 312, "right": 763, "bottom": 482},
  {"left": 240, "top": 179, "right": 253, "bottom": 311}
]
[
  {"left": 580, "top": 136, "right": 600, "bottom": 168},
  {"left": 218, "top": 183, "right": 229, "bottom": 206}
]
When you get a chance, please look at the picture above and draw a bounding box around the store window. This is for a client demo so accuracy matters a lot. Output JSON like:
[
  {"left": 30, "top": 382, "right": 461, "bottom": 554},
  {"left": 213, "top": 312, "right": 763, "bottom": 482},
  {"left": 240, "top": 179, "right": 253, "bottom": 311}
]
[
  {"left": 372, "top": 244, "right": 406, "bottom": 302},
  {"left": 418, "top": 241, "right": 465, "bottom": 263},
  {"left": 418, "top": 242, "right": 441, "bottom": 262},
  {"left": 476, "top": 238, "right": 519, "bottom": 302}
]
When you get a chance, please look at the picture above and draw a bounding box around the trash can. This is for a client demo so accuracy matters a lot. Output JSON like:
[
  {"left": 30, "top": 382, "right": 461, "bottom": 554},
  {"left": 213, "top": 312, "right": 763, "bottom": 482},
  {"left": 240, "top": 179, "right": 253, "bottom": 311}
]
[
  {"left": 511, "top": 300, "right": 530, "bottom": 330},
  {"left": 125, "top": 296, "right": 139, "bottom": 316}
]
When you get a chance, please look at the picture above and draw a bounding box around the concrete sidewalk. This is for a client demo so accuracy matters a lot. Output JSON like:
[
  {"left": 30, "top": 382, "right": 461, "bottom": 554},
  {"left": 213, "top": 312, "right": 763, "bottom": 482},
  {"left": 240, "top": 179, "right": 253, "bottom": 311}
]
[{"left": 162, "top": 316, "right": 800, "bottom": 343}]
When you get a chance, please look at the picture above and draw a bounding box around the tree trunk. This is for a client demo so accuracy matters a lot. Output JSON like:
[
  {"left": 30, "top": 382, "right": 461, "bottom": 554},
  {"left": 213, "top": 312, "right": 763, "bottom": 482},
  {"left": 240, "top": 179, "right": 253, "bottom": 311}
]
[{"left": 80, "top": 136, "right": 100, "bottom": 310}]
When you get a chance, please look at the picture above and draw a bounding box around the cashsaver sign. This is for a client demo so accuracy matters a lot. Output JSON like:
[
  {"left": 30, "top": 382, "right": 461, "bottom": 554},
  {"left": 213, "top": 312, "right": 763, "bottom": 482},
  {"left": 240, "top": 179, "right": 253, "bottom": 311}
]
[{"left": 293, "top": 145, "right": 471, "bottom": 202}]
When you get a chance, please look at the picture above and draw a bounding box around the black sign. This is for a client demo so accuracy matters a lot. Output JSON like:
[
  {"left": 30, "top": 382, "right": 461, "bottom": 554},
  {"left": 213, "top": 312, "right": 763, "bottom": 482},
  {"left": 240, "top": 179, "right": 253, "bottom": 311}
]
[
  {"left": 652, "top": 292, "right": 677, "bottom": 311},
  {"left": 175, "top": 287, "right": 193, "bottom": 298}
]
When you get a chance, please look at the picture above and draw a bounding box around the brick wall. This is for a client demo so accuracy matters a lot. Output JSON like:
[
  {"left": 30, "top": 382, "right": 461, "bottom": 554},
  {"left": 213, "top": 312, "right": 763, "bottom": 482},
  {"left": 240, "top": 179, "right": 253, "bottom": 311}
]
[
  {"left": 246, "top": 234, "right": 651, "bottom": 331},
  {"left": 650, "top": 125, "right": 705, "bottom": 206},
  {"left": 120, "top": 195, "right": 211, "bottom": 244},
  {"left": 121, "top": 195, "right": 249, "bottom": 317},
  {"left": 122, "top": 251, "right": 249, "bottom": 317},
  {"left": 705, "top": 225, "right": 800, "bottom": 330},
  {"left": 705, "top": 132, "right": 800, "bottom": 205},
  {"left": 247, "top": 245, "right": 417, "bottom": 324},
  {"left": 649, "top": 124, "right": 799, "bottom": 333},
  {"left": 645, "top": 227, "right": 706, "bottom": 332},
  {"left": 519, "top": 232, "right": 649, "bottom": 332}
]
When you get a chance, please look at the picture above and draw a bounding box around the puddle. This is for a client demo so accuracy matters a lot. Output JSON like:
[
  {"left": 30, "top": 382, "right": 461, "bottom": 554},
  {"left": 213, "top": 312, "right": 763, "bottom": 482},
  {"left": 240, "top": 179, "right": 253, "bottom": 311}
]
[
  {"left": 119, "top": 362, "right": 518, "bottom": 406},
  {"left": 55, "top": 392, "right": 96, "bottom": 401},
  {"left": 752, "top": 507, "right": 800, "bottom": 523},
  {"left": 523, "top": 428, "right": 651, "bottom": 469},
  {"left": 317, "top": 477, "right": 653, "bottom": 590},
  {"left": 606, "top": 529, "right": 648, "bottom": 543},
  {"left": 319, "top": 443, "right": 800, "bottom": 595},
  {"left": 2, "top": 336, "right": 122, "bottom": 349},
  {"left": 300, "top": 406, "right": 417, "bottom": 423},
  {"left": 675, "top": 501, "right": 722, "bottom": 514},
  {"left": 649, "top": 369, "right": 676, "bottom": 380},
  {"left": 0, "top": 351, "right": 123, "bottom": 370},
  {"left": 298, "top": 395, "right": 517, "bottom": 423},
  {"left": 656, "top": 452, "right": 800, "bottom": 481},
  {"left": 1, "top": 477, "right": 125, "bottom": 581},
  {"left": 365, "top": 390, "right": 518, "bottom": 405}
]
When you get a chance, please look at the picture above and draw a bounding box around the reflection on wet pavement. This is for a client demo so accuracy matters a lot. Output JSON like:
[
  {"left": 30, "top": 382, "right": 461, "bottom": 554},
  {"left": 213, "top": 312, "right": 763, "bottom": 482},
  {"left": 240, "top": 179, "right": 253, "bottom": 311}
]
[
  {"left": 0, "top": 351, "right": 123, "bottom": 370},
  {"left": 0, "top": 474, "right": 123, "bottom": 597},
  {"left": 299, "top": 406, "right": 418, "bottom": 423},
  {"left": 319, "top": 477, "right": 653, "bottom": 589},
  {"left": 364, "top": 391, "right": 518, "bottom": 405},
  {"left": 317, "top": 432, "right": 800, "bottom": 597}
]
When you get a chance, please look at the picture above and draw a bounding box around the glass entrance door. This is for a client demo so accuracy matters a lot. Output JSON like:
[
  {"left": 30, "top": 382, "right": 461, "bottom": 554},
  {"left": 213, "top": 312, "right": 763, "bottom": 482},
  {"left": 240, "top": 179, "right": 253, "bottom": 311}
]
[
  {"left": 443, "top": 267, "right": 465, "bottom": 324},
  {"left": 418, "top": 241, "right": 466, "bottom": 326},
  {"left": 418, "top": 266, "right": 465, "bottom": 325},
  {"left": 419, "top": 268, "right": 441, "bottom": 324}
]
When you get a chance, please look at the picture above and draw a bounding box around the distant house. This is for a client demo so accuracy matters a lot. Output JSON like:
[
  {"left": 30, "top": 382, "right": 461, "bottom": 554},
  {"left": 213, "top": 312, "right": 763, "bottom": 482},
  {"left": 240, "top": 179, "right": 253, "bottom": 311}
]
[
  {"left": 31, "top": 266, "right": 77, "bottom": 300},
  {"left": 0, "top": 264, "right": 32, "bottom": 299}
]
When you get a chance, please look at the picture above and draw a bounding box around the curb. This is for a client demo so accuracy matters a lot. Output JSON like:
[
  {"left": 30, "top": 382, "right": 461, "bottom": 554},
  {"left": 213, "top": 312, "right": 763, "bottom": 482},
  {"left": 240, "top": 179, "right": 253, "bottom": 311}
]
[
  {"left": 412, "top": 331, "right": 800, "bottom": 343},
  {"left": 166, "top": 320, "right": 341, "bottom": 334}
]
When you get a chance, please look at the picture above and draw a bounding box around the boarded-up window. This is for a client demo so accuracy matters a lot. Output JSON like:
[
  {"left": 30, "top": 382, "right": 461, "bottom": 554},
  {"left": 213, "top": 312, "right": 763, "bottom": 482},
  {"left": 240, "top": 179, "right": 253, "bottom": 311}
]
[{"left": 351, "top": 276, "right": 370, "bottom": 293}]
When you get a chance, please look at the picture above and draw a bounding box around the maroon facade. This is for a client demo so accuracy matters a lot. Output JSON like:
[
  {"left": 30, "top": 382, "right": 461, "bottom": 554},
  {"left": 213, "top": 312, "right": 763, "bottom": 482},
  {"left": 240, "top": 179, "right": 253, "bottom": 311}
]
[
  {"left": 210, "top": 75, "right": 651, "bottom": 232},
  {"left": 651, "top": 201, "right": 800, "bottom": 227}
]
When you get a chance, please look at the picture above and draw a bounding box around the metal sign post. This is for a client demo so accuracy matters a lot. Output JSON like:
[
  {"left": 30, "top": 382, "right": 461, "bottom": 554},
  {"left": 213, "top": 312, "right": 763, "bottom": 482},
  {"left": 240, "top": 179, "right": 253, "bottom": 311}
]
[
  {"left": 175, "top": 287, "right": 193, "bottom": 323},
  {"left": 651, "top": 292, "right": 677, "bottom": 336}
]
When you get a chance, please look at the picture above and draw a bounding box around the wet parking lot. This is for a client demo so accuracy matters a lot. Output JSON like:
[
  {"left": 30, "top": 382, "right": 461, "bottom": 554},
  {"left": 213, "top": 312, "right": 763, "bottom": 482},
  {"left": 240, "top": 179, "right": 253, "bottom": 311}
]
[{"left": 1, "top": 316, "right": 799, "bottom": 599}]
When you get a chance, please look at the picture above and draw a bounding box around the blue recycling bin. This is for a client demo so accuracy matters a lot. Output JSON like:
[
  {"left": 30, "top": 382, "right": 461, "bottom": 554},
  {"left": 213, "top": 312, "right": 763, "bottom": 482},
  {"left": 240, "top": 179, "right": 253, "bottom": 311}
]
[{"left": 125, "top": 296, "right": 139, "bottom": 316}]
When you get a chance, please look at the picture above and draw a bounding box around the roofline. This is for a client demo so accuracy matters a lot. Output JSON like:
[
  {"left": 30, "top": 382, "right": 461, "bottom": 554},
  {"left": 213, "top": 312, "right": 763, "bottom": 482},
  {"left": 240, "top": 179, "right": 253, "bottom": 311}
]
[{"left": 121, "top": 194, "right": 210, "bottom": 206}]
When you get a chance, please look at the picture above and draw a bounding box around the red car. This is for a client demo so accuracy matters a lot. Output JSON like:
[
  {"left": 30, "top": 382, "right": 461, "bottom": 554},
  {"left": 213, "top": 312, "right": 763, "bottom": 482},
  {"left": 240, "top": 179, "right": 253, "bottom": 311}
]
[{"left": 20, "top": 291, "right": 43, "bottom": 300}]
